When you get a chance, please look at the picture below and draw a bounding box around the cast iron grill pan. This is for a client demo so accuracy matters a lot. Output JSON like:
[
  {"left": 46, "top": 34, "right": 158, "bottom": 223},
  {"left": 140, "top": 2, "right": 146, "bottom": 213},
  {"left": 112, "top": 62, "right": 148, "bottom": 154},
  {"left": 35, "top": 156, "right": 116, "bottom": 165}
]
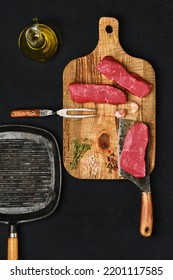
[{"left": 0, "top": 125, "right": 61, "bottom": 259}]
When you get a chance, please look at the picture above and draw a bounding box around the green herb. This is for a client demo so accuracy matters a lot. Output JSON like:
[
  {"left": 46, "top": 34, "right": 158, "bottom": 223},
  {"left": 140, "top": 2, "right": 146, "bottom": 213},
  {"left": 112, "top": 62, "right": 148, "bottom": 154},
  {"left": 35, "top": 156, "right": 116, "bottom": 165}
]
[{"left": 70, "top": 139, "right": 91, "bottom": 170}]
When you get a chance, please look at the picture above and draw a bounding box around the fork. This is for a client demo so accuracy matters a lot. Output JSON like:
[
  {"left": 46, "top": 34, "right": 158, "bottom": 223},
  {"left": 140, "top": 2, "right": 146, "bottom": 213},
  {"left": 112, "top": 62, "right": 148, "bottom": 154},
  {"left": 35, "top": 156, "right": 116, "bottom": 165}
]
[{"left": 10, "top": 108, "right": 97, "bottom": 118}]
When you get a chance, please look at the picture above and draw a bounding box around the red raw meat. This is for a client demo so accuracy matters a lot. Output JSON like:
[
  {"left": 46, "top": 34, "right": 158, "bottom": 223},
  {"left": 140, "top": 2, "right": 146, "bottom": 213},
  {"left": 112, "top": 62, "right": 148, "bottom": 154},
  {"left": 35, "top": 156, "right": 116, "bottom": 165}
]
[
  {"left": 69, "top": 83, "right": 126, "bottom": 104},
  {"left": 97, "top": 56, "right": 152, "bottom": 98},
  {"left": 120, "top": 122, "right": 148, "bottom": 178}
]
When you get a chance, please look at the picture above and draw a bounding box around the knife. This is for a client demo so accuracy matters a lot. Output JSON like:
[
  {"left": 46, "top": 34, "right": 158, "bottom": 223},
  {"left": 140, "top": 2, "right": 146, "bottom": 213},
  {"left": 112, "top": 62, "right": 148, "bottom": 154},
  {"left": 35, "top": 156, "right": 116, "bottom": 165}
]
[{"left": 118, "top": 119, "right": 153, "bottom": 237}]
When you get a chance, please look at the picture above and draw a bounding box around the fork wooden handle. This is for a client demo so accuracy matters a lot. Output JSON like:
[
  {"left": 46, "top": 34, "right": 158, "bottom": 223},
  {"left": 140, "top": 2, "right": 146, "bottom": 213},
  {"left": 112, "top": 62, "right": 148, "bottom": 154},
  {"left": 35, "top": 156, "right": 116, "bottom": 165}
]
[
  {"left": 140, "top": 192, "right": 153, "bottom": 237},
  {"left": 11, "top": 109, "right": 41, "bottom": 117}
]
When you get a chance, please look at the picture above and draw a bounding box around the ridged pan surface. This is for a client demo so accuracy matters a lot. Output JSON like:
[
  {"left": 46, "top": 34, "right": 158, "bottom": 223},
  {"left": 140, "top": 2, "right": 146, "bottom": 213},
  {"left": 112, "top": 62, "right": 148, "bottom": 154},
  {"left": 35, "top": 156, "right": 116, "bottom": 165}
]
[{"left": 0, "top": 125, "right": 61, "bottom": 224}]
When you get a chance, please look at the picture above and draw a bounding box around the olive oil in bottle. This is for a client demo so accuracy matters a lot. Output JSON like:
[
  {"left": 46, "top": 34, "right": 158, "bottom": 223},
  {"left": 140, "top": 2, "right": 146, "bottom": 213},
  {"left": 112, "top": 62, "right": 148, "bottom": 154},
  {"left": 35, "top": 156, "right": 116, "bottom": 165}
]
[{"left": 18, "top": 18, "right": 58, "bottom": 62}]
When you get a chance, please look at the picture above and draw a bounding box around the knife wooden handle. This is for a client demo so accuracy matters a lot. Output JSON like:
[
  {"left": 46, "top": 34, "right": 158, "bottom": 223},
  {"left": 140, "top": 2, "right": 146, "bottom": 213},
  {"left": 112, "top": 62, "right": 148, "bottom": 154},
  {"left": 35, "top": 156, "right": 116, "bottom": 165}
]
[
  {"left": 140, "top": 192, "right": 153, "bottom": 237},
  {"left": 11, "top": 109, "right": 41, "bottom": 117},
  {"left": 8, "top": 236, "right": 18, "bottom": 260}
]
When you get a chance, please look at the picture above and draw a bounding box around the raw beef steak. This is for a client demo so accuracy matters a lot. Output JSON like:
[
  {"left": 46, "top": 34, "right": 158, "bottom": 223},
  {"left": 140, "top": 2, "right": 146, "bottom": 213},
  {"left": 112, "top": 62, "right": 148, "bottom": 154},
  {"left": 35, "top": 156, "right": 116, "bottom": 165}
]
[
  {"left": 97, "top": 56, "right": 152, "bottom": 98},
  {"left": 120, "top": 122, "right": 148, "bottom": 178},
  {"left": 69, "top": 83, "right": 126, "bottom": 104}
]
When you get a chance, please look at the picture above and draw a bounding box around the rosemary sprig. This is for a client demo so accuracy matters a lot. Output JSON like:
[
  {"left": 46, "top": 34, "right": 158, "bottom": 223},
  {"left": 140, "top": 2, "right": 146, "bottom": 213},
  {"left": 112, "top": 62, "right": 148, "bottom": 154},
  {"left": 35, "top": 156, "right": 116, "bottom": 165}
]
[{"left": 70, "top": 139, "right": 91, "bottom": 170}]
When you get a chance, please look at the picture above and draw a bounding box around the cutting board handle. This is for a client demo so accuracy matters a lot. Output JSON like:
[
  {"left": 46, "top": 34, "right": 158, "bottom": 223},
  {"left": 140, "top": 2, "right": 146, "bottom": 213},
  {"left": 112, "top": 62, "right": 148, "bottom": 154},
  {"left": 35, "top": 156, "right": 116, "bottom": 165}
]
[
  {"left": 140, "top": 192, "right": 153, "bottom": 237},
  {"left": 97, "top": 17, "right": 120, "bottom": 52},
  {"left": 8, "top": 225, "right": 18, "bottom": 260}
]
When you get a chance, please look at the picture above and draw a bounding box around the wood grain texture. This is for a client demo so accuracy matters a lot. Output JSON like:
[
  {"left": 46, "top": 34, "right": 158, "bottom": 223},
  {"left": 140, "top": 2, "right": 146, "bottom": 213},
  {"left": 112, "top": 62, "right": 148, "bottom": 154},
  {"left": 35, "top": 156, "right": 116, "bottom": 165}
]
[
  {"left": 8, "top": 237, "right": 18, "bottom": 260},
  {"left": 140, "top": 192, "right": 153, "bottom": 237},
  {"left": 63, "top": 17, "right": 156, "bottom": 179},
  {"left": 11, "top": 109, "right": 41, "bottom": 117}
]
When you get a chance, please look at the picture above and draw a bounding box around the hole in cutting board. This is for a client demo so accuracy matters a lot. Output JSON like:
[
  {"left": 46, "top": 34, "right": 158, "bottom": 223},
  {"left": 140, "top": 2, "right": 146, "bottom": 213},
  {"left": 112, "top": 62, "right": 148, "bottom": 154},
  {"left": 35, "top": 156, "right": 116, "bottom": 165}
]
[{"left": 105, "top": 25, "right": 113, "bottom": 33}]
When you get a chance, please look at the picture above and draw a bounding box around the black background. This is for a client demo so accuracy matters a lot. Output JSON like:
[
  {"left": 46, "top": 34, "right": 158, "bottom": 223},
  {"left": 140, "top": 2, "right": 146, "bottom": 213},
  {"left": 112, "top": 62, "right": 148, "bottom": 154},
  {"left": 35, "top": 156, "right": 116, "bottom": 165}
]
[{"left": 0, "top": 0, "right": 173, "bottom": 260}]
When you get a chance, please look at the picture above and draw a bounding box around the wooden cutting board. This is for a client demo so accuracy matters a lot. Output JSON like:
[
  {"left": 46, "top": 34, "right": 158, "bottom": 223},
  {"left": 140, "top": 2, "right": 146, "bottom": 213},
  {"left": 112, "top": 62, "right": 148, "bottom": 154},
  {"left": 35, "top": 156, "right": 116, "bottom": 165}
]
[{"left": 63, "top": 17, "right": 156, "bottom": 179}]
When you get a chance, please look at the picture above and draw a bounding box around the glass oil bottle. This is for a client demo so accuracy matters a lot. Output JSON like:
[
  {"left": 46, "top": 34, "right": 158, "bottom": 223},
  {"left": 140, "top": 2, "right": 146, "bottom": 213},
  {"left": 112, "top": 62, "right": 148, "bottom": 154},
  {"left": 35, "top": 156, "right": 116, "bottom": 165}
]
[{"left": 18, "top": 18, "right": 58, "bottom": 62}]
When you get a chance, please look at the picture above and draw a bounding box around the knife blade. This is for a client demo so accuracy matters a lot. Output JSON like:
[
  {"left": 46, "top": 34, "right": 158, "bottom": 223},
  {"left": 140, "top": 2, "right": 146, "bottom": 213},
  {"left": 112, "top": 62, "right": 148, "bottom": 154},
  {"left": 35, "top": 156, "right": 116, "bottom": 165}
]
[{"left": 118, "top": 119, "right": 153, "bottom": 237}]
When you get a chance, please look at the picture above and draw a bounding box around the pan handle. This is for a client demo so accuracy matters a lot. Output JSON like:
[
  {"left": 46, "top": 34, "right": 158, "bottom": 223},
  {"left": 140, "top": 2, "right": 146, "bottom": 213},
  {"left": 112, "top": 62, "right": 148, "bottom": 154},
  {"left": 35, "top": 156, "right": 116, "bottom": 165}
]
[
  {"left": 8, "top": 225, "right": 18, "bottom": 260},
  {"left": 140, "top": 192, "right": 153, "bottom": 237}
]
